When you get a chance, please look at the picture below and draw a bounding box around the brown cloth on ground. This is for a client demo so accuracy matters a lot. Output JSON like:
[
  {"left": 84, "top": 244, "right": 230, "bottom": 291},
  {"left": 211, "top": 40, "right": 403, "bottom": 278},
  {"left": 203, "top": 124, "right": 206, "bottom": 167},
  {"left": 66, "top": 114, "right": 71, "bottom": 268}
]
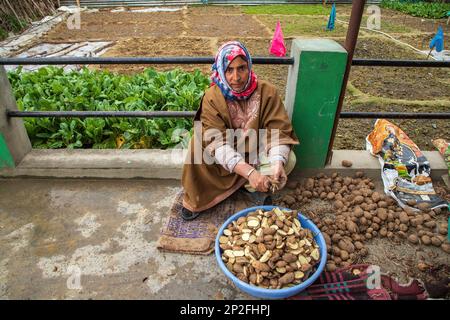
[
  {"left": 182, "top": 80, "right": 299, "bottom": 213},
  {"left": 157, "top": 188, "right": 265, "bottom": 255}
]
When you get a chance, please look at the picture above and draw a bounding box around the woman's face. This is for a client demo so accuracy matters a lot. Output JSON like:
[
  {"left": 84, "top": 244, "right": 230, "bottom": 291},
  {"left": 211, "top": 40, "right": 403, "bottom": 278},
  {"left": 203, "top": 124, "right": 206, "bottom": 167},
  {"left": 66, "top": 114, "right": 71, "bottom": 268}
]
[{"left": 225, "top": 56, "right": 249, "bottom": 92}]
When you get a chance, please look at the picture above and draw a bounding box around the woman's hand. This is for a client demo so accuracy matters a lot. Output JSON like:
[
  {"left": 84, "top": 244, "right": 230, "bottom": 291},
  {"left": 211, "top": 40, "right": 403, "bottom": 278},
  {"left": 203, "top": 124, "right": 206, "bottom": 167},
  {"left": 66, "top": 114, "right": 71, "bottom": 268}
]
[
  {"left": 270, "top": 160, "right": 287, "bottom": 190},
  {"left": 248, "top": 170, "right": 271, "bottom": 193}
]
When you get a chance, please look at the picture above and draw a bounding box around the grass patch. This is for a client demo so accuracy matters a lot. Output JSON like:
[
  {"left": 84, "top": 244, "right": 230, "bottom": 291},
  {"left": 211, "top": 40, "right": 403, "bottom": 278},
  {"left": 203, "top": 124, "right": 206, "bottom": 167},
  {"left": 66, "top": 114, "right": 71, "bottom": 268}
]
[{"left": 243, "top": 4, "right": 329, "bottom": 15}]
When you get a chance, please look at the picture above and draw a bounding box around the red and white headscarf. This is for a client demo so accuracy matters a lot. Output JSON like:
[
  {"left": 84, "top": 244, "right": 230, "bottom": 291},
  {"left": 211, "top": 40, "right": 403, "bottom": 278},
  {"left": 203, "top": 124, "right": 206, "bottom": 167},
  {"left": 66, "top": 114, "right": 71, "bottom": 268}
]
[{"left": 211, "top": 41, "right": 258, "bottom": 101}]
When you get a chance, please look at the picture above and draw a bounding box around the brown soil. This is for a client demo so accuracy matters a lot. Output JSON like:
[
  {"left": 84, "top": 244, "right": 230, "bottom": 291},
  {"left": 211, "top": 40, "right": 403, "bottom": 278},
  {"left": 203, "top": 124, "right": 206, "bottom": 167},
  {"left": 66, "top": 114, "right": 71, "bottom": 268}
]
[
  {"left": 335, "top": 116, "right": 450, "bottom": 151},
  {"left": 93, "top": 37, "right": 213, "bottom": 75},
  {"left": 187, "top": 14, "right": 270, "bottom": 37},
  {"left": 395, "top": 33, "right": 450, "bottom": 51},
  {"left": 44, "top": 11, "right": 184, "bottom": 41}
]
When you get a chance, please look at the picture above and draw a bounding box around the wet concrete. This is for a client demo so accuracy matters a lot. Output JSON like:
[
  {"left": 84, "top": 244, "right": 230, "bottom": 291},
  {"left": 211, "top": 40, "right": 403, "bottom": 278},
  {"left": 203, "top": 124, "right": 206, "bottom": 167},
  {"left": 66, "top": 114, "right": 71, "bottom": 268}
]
[{"left": 0, "top": 178, "right": 249, "bottom": 300}]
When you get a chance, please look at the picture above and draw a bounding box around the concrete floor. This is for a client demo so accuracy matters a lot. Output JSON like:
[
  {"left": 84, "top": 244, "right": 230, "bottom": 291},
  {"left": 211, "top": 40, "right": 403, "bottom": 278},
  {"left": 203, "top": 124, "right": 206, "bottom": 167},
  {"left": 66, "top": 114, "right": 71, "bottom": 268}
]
[{"left": 0, "top": 178, "right": 249, "bottom": 300}]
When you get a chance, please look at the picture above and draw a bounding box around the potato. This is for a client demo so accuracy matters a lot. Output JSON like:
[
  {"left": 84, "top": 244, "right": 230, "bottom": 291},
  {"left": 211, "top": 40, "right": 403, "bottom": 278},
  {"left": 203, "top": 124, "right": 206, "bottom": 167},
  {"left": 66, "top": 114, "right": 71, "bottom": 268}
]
[
  {"left": 387, "top": 222, "right": 395, "bottom": 231},
  {"left": 399, "top": 212, "right": 409, "bottom": 224},
  {"left": 410, "top": 217, "right": 423, "bottom": 227},
  {"left": 416, "top": 202, "right": 430, "bottom": 212},
  {"left": 421, "top": 235, "right": 431, "bottom": 245},
  {"left": 340, "top": 250, "right": 349, "bottom": 261},
  {"left": 377, "top": 208, "right": 388, "bottom": 221},
  {"left": 353, "top": 207, "right": 364, "bottom": 218},
  {"left": 371, "top": 192, "right": 381, "bottom": 203},
  {"left": 333, "top": 256, "right": 342, "bottom": 265},
  {"left": 341, "top": 160, "right": 353, "bottom": 167},
  {"left": 346, "top": 220, "right": 359, "bottom": 234},
  {"left": 387, "top": 212, "right": 394, "bottom": 222},
  {"left": 360, "top": 217, "right": 368, "bottom": 226},
  {"left": 379, "top": 228, "right": 388, "bottom": 237},
  {"left": 302, "top": 191, "right": 313, "bottom": 198},
  {"left": 408, "top": 234, "right": 419, "bottom": 244},
  {"left": 438, "top": 223, "right": 448, "bottom": 236},
  {"left": 338, "top": 239, "right": 355, "bottom": 253},
  {"left": 343, "top": 177, "right": 352, "bottom": 187},
  {"left": 354, "top": 241, "right": 364, "bottom": 250},
  {"left": 417, "top": 230, "right": 426, "bottom": 237},
  {"left": 430, "top": 237, "right": 442, "bottom": 247},
  {"left": 404, "top": 206, "right": 416, "bottom": 216},
  {"left": 305, "top": 178, "right": 315, "bottom": 189},
  {"left": 377, "top": 201, "right": 388, "bottom": 208},
  {"left": 331, "top": 233, "right": 341, "bottom": 244},
  {"left": 424, "top": 221, "right": 436, "bottom": 229},
  {"left": 282, "top": 195, "right": 296, "bottom": 205},
  {"left": 399, "top": 224, "right": 408, "bottom": 232},
  {"left": 406, "top": 199, "right": 417, "bottom": 206},
  {"left": 354, "top": 196, "right": 364, "bottom": 205}
]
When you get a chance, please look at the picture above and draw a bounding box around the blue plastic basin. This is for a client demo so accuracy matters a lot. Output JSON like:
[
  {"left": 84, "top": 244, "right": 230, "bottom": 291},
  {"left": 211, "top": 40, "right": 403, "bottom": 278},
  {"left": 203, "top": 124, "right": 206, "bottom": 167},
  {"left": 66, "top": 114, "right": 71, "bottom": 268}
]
[{"left": 215, "top": 205, "right": 327, "bottom": 299}]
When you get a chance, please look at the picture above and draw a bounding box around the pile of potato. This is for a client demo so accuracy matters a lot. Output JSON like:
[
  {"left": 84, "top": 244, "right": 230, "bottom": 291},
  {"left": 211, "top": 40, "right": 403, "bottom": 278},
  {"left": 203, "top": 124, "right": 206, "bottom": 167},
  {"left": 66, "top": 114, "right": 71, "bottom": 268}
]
[
  {"left": 219, "top": 207, "right": 321, "bottom": 289},
  {"left": 276, "top": 172, "right": 449, "bottom": 272}
]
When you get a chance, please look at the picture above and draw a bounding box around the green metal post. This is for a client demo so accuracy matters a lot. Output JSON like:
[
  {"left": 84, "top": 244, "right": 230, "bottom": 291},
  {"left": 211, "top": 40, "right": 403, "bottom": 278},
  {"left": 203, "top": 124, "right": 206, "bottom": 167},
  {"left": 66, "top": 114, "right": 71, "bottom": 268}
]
[{"left": 285, "top": 39, "right": 347, "bottom": 168}]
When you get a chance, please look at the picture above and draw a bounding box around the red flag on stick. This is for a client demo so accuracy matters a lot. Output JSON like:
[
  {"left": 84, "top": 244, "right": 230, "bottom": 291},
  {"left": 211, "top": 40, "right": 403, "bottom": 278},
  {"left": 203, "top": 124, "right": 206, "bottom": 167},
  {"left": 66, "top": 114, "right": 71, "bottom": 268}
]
[{"left": 269, "top": 21, "right": 287, "bottom": 57}]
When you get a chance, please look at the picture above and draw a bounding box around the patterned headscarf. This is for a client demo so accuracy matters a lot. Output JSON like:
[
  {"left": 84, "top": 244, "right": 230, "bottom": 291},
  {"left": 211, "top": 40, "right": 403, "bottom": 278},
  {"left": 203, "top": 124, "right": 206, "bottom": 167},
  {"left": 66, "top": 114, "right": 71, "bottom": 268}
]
[{"left": 211, "top": 41, "right": 258, "bottom": 101}]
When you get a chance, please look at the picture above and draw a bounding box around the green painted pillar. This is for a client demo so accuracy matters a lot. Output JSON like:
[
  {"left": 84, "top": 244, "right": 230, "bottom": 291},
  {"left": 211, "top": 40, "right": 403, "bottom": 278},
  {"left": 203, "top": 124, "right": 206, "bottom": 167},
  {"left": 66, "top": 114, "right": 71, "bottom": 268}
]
[
  {"left": 285, "top": 39, "right": 347, "bottom": 169},
  {"left": 0, "top": 66, "right": 31, "bottom": 168},
  {"left": 0, "top": 133, "right": 15, "bottom": 168}
]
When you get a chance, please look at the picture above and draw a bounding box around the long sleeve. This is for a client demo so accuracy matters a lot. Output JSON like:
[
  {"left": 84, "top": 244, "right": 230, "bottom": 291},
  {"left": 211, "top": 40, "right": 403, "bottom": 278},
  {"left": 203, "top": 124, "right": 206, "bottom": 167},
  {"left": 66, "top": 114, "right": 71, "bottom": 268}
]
[
  {"left": 268, "top": 144, "right": 290, "bottom": 165},
  {"left": 215, "top": 144, "right": 244, "bottom": 172}
]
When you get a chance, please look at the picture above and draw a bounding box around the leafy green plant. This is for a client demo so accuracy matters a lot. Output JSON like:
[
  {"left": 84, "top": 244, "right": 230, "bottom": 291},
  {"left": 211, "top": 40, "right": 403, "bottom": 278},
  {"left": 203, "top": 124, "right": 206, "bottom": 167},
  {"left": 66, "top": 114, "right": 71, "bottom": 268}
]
[
  {"left": 8, "top": 67, "right": 210, "bottom": 149},
  {"left": 381, "top": 0, "right": 450, "bottom": 19}
]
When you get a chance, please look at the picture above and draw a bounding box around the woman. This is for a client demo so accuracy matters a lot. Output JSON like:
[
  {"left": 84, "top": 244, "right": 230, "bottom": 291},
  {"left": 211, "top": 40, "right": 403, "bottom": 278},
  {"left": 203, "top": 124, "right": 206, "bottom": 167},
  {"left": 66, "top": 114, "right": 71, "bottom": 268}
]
[{"left": 181, "top": 41, "right": 299, "bottom": 220}]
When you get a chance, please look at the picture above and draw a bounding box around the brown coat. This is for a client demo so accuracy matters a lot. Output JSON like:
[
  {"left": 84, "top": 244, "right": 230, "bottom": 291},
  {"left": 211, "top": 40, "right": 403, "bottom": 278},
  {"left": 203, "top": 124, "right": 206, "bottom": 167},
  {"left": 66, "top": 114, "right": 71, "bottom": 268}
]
[{"left": 182, "top": 80, "right": 299, "bottom": 212}]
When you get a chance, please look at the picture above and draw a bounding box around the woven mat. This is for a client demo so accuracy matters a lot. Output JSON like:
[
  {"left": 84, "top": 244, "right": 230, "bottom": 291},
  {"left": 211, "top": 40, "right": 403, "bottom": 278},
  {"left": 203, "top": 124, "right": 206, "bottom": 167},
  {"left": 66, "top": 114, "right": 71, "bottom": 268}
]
[
  {"left": 288, "top": 264, "right": 428, "bottom": 300},
  {"left": 157, "top": 189, "right": 261, "bottom": 255}
]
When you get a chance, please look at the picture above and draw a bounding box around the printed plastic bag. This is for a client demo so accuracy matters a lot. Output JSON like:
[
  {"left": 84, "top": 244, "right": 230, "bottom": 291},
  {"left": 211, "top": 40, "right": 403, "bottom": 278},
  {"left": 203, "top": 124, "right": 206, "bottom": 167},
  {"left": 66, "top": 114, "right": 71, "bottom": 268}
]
[{"left": 366, "top": 119, "right": 447, "bottom": 211}]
